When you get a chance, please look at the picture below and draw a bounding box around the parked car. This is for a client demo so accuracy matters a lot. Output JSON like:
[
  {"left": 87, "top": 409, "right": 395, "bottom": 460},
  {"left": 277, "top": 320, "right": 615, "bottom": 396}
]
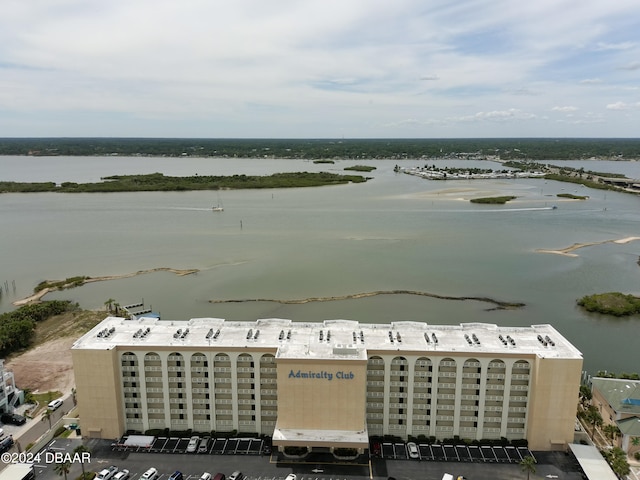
[
  {"left": 199, "top": 473, "right": 211, "bottom": 480},
  {"left": 198, "top": 436, "right": 210, "bottom": 453},
  {"left": 212, "top": 474, "right": 225, "bottom": 480},
  {"left": 0, "top": 436, "right": 14, "bottom": 454},
  {"left": 285, "top": 475, "right": 297, "bottom": 480},
  {"left": 228, "top": 471, "right": 243, "bottom": 480},
  {"left": 168, "top": 472, "right": 183, "bottom": 480},
  {"left": 48, "top": 399, "right": 64, "bottom": 411},
  {"left": 407, "top": 442, "right": 419, "bottom": 459},
  {"left": 1, "top": 413, "right": 26, "bottom": 425},
  {"left": 113, "top": 470, "right": 130, "bottom": 480},
  {"left": 96, "top": 466, "right": 118, "bottom": 480},
  {"left": 139, "top": 468, "right": 158, "bottom": 480},
  {"left": 186, "top": 435, "right": 200, "bottom": 453}
]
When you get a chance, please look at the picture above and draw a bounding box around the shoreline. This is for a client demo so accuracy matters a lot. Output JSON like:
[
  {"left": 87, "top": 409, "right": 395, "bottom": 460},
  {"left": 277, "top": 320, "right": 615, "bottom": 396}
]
[
  {"left": 12, "top": 267, "right": 199, "bottom": 306},
  {"left": 536, "top": 236, "right": 640, "bottom": 257}
]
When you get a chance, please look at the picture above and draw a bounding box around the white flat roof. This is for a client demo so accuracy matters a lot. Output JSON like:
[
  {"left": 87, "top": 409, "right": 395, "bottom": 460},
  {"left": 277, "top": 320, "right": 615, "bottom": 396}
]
[
  {"left": 73, "top": 317, "right": 583, "bottom": 360},
  {"left": 568, "top": 443, "right": 618, "bottom": 480}
]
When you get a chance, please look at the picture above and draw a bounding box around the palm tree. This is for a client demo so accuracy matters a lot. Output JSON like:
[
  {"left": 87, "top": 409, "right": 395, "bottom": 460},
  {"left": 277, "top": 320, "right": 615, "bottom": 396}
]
[
  {"left": 73, "top": 444, "right": 91, "bottom": 480},
  {"left": 603, "top": 423, "right": 621, "bottom": 446},
  {"left": 104, "top": 298, "right": 115, "bottom": 312},
  {"left": 520, "top": 455, "right": 536, "bottom": 480},
  {"left": 54, "top": 461, "right": 71, "bottom": 480},
  {"left": 42, "top": 408, "right": 53, "bottom": 430},
  {"left": 584, "top": 405, "right": 603, "bottom": 437}
]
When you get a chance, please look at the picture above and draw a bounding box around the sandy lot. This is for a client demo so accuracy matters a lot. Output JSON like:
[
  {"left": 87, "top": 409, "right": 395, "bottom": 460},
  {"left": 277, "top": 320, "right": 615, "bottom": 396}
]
[{"left": 6, "top": 336, "right": 77, "bottom": 395}]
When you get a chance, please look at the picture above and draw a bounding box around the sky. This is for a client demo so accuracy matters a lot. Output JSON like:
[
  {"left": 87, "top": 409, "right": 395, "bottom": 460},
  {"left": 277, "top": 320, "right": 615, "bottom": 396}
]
[{"left": 1, "top": 0, "right": 640, "bottom": 138}]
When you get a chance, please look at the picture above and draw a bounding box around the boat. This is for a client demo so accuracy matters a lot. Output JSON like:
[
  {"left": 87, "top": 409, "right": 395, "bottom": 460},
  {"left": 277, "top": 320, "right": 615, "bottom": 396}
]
[{"left": 212, "top": 192, "right": 224, "bottom": 212}]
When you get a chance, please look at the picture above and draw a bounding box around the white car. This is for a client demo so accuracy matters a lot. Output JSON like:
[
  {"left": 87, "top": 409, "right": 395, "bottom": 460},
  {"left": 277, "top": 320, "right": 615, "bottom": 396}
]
[
  {"left": 199, "top": 473, "right": 211, "bottom": 480},
  {"left": 114, "top": 470, "right": 130, "bottom": 480},
  {"left": 48, "top": 399, "right": 64, "bottom": 410},
  {"left": 139, "top": 468, "right": 158, "bottom": 480},
  {"left": 186, "top": 435, "right": 200, "bottom": 453},
  {"left": 285, "top": 475, "right": 297, "bottom": 480},
  {"left": 407, "top": 442, "right": 419, "bottom": 459},
  {"left": 96, "top": 466, "right": 118, "bottom": 480}
]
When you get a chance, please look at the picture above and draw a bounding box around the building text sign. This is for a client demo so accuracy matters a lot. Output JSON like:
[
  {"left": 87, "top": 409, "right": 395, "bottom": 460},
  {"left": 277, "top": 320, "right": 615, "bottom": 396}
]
[{"left": 288, "top": 369, "right": 354, "bottom": 381}]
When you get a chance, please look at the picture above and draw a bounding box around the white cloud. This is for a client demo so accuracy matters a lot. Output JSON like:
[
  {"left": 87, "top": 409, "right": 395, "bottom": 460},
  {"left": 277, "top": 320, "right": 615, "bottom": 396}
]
[
  {"left": 1, "top": 0, "right": 640, "bottom": 136},
  {"left": 580, "top": 79, "right": 603, "bottom": 85},
  {"left": 606, "top": 101, "right": 640, "bottom": 110},
  {"left": 552, "top": 106, "right": 578, "bottom": 112}
]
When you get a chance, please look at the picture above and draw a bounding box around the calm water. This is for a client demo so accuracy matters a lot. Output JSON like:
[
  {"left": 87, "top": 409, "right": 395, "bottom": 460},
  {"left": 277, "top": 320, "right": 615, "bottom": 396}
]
[{"left": 1, "top": 156, "right": 639, "bottom": 375}]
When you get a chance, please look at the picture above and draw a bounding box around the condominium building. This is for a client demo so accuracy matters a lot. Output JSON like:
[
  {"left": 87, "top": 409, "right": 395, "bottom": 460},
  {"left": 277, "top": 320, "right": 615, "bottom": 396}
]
[{"left": 71, "top": 317, "right": 583, "bottom": 451}]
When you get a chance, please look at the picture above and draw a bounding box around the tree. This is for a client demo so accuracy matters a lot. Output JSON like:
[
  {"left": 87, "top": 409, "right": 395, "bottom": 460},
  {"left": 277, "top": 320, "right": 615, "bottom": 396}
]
[
  {"left": 520, "top": 455, "right": 536, "bottom": 480},
  {"left": 54, "top": 461, "right": 71, "bottom": 480},
  {"left": 41, "top": 408, "right": 53, "bottom": 430},
  {"left": 601, "top": 447, "right": 630, "bottom": 478},
  {"left": 579, "top": 384, "right": 592, "bottom": 406},
  {"left": 584, "top": 405, "right": 603, "bottom": 437},
  {"left": 104, "top": 299, "right": 115, "bottom": 312},
  {"left": 603, "top": 423, "right": 620, "bottom": 446},
  {"left": 73, "top": 444, "right": 91, "bottom": 480}
]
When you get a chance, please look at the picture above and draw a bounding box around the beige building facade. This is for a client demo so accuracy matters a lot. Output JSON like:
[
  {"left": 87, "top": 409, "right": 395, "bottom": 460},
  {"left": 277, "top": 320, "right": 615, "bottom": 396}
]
[{"left": 72, "top": 317, "right": 582, "bottom": 451}]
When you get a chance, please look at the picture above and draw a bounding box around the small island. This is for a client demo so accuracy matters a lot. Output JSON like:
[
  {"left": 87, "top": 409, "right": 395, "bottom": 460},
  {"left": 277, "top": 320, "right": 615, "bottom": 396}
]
[
  {"left": 470, "top": 196, "right": 517, "bottom": 204},
  {"left": 577, "top": 292, "right": 640, "bottom": 316},
  {"left": 344, "top": 165, "right": 376, "bottom": 172},
  {"left": 0, "top": 171, "right": 368, "bottom": 194}
]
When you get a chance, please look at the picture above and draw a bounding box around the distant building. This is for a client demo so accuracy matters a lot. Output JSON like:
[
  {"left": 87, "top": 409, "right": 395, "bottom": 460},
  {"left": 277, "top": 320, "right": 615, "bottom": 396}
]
[
  {"left": 72, "top": 317, "right": 583, "bottom": 452},
  {"left": 0, "top": 360, "right": 22, "bottom": 413},
  {"left": 590, "top": 377, "right": 640, "bottom": 455}
]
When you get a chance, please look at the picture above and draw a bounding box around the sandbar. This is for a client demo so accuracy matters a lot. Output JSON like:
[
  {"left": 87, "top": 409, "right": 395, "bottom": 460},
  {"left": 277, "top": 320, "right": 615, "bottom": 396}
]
[{"left": 536, "top": 236, "right": 640, "bottom": 257}]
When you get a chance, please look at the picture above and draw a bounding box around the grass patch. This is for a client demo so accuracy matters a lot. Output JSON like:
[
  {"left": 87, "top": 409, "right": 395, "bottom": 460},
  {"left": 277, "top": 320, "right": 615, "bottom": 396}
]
[
  {"left": 577, "top": 292, "right": 640, "bottom": 316},
  {"left": 470, "top": 196, "right": 517, "bottom": 204}
]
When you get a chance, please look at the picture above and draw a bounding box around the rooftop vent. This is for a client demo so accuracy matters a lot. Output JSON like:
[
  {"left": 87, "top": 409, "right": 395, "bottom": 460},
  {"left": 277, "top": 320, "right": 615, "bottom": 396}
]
[
  {"left": 253, "top": 329, "right": 260, "bottom": 340},
  {"left": 431, "top": 333, "right": 438, "bottom": 344},
  {"left": 279, "top": 330, "right": 285, "bottom": 340},
  {"left": 424, "top": 333, "right": 430, "bottom": 343},
  {"left": 333, "top": 344, "right": 359, "bottom": 355},
  {"left": 246, "top": 328, "right": 253, "bottom": 340},
  {"left": 97, "top": 327, "right": 115, "bottom": 338},
  {"left": 206, "top": 328, "right": 214, "bottom": 339},
  {"left": 506, "top": 335, "right": 515, "bottom": 346}
]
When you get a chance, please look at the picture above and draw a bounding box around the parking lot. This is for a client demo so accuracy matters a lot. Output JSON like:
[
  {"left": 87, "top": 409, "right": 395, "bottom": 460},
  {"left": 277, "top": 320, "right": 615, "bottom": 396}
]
[
  {"left": 113, "top": 436, "right": 267, "bottom": 455},
  {"left": 377, "top": 441, "right": 534, "bottom": 464},
  {"left": 26, "top": 438, "right": 586, "bottom": 480}
]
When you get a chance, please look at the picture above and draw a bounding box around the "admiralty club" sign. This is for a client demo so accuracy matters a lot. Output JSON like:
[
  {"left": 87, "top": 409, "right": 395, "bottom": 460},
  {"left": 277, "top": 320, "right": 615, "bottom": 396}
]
[{"left": 288, "top": 369, "right": 355, "bottom": 381}]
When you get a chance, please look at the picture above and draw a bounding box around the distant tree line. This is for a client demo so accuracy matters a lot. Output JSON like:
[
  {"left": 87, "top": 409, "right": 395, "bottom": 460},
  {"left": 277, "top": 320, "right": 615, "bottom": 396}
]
[
  {"left": 0, "top": 300, "right": 76, "bottom": 356},
  {"left": 1, "top": 137, "right": 640, "bottom": 160}
]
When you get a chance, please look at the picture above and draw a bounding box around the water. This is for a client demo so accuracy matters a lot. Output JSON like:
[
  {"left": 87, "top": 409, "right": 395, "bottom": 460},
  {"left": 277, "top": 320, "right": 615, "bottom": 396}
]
[{"left": 1, "top": 156, "right": 639, "bottom": 375}]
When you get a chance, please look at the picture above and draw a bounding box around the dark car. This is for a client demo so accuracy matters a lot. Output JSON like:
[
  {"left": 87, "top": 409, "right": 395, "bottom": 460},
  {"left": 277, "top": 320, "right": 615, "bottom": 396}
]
[
  {"left": 168, "top": 472, "right": 183, "bottom": 480},
  {"left": 1, "top": 413, "right": 26, "bottom": 425},
  {"left": 0, "top": 436, "right": 14, "bottom": 453}
]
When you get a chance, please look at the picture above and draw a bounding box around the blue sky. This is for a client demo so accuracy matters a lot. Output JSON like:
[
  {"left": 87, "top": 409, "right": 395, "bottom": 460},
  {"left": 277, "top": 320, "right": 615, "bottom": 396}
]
[{"left": 1, "top": 0, "right": 639, "bottom": 138}]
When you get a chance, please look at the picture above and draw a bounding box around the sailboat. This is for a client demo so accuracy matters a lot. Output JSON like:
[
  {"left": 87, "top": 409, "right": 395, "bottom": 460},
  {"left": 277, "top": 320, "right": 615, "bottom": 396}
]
[{"left": 212, "top": 192, "right": 224, "bottom": 212}]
